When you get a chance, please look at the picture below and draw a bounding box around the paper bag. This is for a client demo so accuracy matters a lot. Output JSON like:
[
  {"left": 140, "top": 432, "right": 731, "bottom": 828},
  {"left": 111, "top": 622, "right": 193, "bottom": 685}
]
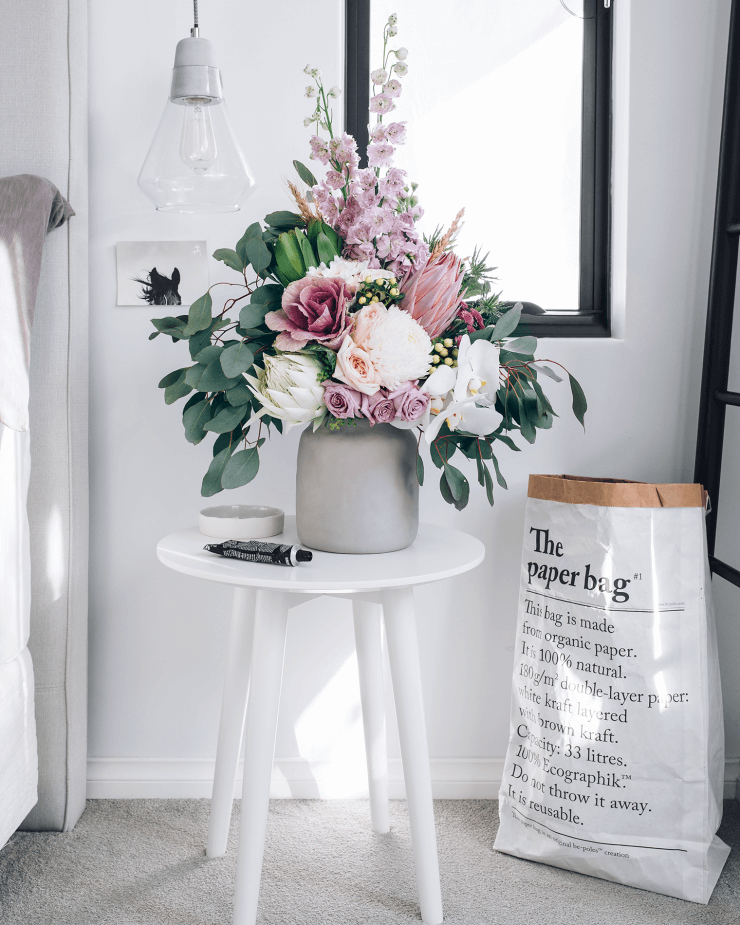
[{"left": 494, "top": 475, "right": 730, "bottom": 904}]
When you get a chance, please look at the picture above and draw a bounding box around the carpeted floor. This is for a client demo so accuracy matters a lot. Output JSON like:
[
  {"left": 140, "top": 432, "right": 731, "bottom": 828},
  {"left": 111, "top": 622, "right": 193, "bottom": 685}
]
[{"left": 0, "top": 799, "right": 738, "bottom": 924}]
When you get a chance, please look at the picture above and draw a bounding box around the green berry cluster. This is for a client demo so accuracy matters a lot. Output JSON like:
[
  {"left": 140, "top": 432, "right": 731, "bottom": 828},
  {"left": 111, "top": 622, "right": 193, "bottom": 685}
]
[
  {"left": 356, "top": 276, "right": 403, "bottom": 308},
  {"left": 431, "top": 337, "right": 459, "bottom": 368}
]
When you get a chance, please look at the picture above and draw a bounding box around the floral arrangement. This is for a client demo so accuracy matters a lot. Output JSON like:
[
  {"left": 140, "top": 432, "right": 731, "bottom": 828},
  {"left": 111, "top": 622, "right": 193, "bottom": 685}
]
[{"left": 150, "top": 14, "right": 586, "bottom": 509}]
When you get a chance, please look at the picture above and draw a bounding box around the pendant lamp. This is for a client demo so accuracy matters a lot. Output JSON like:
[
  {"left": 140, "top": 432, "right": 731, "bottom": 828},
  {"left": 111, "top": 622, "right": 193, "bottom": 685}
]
[{"left": 138, "top": 1, "right": 254, "bottom": 212}]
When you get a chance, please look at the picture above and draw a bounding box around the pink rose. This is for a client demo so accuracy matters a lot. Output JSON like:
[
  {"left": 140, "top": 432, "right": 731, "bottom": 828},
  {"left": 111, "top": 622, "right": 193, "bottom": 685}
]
[
  {"left": 323, "top": 381, "right": 362, "bottom": 419},
  {"left": 265, "top": 277, "right": 352, "bottom": 351},
  {"left": 353, "top": 302, "right": 387, "bottom": 348},
  {"left": 361, "top": 390, "right": 396, "bottom": 424},
  {"left": 334, "top": 336, "right": 381, "bottom": 396},
  {"left": 388, "top": 381, "right": 430, "bottom": 422}
]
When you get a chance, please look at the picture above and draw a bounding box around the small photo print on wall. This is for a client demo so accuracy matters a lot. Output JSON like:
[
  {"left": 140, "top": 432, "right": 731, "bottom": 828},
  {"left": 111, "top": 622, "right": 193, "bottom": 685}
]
[{"left": 116, "top": 241, "right": 209, "bottom": 307}]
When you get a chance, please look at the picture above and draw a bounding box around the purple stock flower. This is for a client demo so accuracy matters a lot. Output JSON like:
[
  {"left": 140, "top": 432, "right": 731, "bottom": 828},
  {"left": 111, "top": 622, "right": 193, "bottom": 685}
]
[
  {"left": 265, "top": 277, "right": 353, "bottom": 351},
  {"left": 323, "top": 381, "right": 363, "bottom": 419}
]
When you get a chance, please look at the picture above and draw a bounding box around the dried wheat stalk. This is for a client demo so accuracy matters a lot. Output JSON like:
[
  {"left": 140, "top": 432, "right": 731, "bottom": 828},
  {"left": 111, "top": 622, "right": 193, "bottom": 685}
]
[
  {"left": 287, "top": 180, "right": 318, "bottom": 223},
  {"left": 431, "top": 208, "right": 465, "bottom": 259}
]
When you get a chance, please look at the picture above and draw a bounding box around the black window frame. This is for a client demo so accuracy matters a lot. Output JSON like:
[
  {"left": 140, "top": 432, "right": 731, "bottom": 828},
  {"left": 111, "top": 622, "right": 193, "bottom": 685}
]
[{"left": 345, "top": 0, "right": 613, "bottom": 338}]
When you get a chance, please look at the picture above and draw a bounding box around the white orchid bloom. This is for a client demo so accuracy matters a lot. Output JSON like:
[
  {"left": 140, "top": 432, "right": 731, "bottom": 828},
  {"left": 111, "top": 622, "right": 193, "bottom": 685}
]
[
  {"left": 421, "top": 336, "right": 503, "bottom": 443},
  {"left": 244, "top": 352, "right": 327, "bottom": 431},
  {"left": 453, "top": 335, "right": 500, "bottom": 402}
]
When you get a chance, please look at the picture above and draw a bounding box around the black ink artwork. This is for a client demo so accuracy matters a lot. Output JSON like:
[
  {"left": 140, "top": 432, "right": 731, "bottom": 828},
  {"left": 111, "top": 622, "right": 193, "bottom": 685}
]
[{"left": 134, "top": 268, "right": 182, "bottom": 305}]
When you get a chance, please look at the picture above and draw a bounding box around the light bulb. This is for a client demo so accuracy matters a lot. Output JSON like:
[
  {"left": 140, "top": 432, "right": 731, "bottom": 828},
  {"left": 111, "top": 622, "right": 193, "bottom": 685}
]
[{"left": 180, "top": 98, "right": 218, "bottom": 172}]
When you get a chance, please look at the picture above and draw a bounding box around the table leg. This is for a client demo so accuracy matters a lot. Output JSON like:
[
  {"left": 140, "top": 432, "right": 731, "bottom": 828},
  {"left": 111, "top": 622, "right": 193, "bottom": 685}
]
[
  {"left": 353, "top": 598, "right": 390, "bottom": 834},
  {"left": 383, "top": 586, "right": 443, "bottom": 925},
  {"left": 232, "top": 590, "right": 290, "bottom": 925},
  {"left": 207, "top": 586, "right": 257, "bottom": 859}
]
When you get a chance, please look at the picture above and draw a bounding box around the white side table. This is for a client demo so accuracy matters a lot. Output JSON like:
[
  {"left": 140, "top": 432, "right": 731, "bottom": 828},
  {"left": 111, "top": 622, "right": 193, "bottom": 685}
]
[{"left": 157, "top": 517, "right": 484, "bottom": 925}]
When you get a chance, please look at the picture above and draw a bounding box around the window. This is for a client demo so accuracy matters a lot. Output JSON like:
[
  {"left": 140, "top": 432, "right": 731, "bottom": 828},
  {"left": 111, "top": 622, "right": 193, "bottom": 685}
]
[{"left": 345, "top": 0, "right": 613, "bottom": 337}]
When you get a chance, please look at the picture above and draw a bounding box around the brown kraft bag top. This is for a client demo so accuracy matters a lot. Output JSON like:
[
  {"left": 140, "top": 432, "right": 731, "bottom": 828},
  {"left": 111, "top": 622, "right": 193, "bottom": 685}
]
[{"left": 527, "top": 474, "right": 706, "bottom": 509}]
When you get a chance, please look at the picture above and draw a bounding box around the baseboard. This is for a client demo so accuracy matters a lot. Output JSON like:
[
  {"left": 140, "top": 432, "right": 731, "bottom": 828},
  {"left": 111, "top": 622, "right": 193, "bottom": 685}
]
[{"left": 87, "top": 757, "right": 740, "bottom": 801}]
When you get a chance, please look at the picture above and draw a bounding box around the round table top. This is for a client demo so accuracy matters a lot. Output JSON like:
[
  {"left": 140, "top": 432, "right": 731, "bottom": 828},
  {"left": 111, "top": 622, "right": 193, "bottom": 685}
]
[{"left": 157, "top": 516, "right": 485, "bottom": 593}]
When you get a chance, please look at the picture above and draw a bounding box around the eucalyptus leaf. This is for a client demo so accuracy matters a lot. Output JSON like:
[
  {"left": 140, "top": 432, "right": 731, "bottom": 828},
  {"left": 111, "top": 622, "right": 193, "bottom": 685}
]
[
  {"left": 491, "top": 453, "right": 508, "bottom": 489},
  {"left": 293, "top": 159, "right": 318, "bottom": 187},
  {"left": 439, "top": 470, "right": 455, "bottom": 506},
  {"left": 240, "top": 301, "right": 272, "bottom": 329},
  {"left": 430, "top": 439, "right": 449, "bottom": 469},
  {"left": 184, "top": 364, "right": 206, "bottom": 389},
  {"left": 164, "top": 371, "right": 192, "bottom": 405},
  {"left": 220, "top": 342, "right": 255, "bottom": 378},
  {"left": 236, "top": 222, "right": 262, "bottom": 264},
  {"left": 226, "top": 379, "right": 252, "bottom": 407},
  {"left": 245, "top": 237, "right": 272, "bottom": 274},
  {"left": 416, "top": 454, "right": 424, "bottom": 486},
  {"left": 201, "top": 445, "right": 232, "bottom": 497},
  {"left": 158, "top": 369, "right": 185, "bottom": 389},
  {"left": 213, "top": 426, "right": 242, "bottom": 456},
  {"left": 491, "top": 302, "right": 522, "bottom": 341},
  {"left": 183, "top": 391, "right": 206, "bottom": 412},
  {"left": 569, "top": 373, "right": 588, "bottom": 429},
  {"left": 203, "top": 403, "right": 250, "bottom": 434},
  {"left": 493, "top": 432, "right": 520, "bottom": 452},
  {"left": 443, "top": 462, "right": 467, "bottom": 502},
  {"left": 212, "top": 248, "right": 244, "bottom": 272},
  {"left": 250, "top": 284, "right": 283, "bottom": 307},
  {"left": 195, "top": 345, "right": 223, "bottom": 365},
  {"left": 531, "top": 362, "right": 563, "bottom": 383},
  {"left": 483, "top": 464, "right": 495, "bottom": 506},
  {"left": 189, "top": 328, "right": 213, "bottom": 359},
  {"left": 183, "top": 399, "right": 212, "bottom": 445},
  {"left": 222, "top": 446, "right": 260, "bottom": 489},
  {"left": 506, "top": 335, "right": 537, "bottom": 354},
  {"left": 199, "top": 356, "right": 236, "bottom": 393},
  {"left": 183, "top": 293, "right": 213, "bottom": 336},
  {"left": 151, "top": 316, "right": 186, "bottom": 333}
]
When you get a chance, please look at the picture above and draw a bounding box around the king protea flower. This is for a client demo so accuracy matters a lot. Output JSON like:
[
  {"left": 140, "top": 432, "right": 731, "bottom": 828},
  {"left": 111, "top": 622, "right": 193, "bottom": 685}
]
[
  {"left": 398, "top": 252, "right": 465, "bottom": 339},
  {"left": 244, "top": 352, "right": 327, "bottom": 431}
]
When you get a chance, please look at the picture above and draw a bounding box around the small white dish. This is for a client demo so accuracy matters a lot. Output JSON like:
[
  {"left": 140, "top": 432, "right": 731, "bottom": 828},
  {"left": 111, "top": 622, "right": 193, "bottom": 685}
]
[{"left": 199, "top": 505, "right": 285, "bottom": 540}]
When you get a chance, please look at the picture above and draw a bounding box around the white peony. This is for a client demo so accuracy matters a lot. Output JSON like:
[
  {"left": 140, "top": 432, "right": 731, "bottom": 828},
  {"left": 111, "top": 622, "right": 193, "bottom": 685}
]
[
  {"left": 244, "top": 352, "right": 326, "bottom": 431},
  {"left": 362, "top": 304, "right": 432, "bottom": 391}
]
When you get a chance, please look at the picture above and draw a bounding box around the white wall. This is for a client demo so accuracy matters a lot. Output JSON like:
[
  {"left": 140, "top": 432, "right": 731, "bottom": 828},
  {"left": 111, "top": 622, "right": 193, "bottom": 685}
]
[{"left": 87, "top": 0, "right": 740, "bottom": 797}]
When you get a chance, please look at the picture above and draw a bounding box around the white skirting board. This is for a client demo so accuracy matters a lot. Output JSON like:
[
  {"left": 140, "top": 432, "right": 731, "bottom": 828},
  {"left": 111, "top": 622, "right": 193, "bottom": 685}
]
[{"left": 86, "top": 757, "right": 740, "bottom": 801}]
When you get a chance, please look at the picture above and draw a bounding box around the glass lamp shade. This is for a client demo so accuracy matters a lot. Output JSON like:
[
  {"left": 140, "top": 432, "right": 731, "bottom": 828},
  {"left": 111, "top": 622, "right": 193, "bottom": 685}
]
[{"left": 138, "top": 97, "right": 254, "bottom": 212}]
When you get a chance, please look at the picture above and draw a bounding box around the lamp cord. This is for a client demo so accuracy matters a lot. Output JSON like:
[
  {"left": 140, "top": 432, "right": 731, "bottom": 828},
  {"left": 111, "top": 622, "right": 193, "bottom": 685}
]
[{"left": 191, "top": 0, "right": 199, "bottom": 36}]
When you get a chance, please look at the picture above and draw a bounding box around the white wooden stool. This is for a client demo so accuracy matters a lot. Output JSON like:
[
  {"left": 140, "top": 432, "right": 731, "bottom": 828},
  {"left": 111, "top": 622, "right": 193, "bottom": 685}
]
[{"left": 157, "top": 517, "right": 484, "bottom": 925}]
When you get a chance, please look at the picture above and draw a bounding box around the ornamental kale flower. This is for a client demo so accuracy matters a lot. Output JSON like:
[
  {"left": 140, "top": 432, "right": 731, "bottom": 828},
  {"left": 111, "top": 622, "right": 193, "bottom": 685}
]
[{"left": 265, "top": 277, "right": 353, "bottom": 351}]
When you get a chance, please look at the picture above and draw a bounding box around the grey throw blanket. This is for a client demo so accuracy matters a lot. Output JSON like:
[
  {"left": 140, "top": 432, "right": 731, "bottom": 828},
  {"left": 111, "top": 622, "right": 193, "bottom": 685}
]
[{"left": 0, "top": 175, "right": 74, "bottom": 432}]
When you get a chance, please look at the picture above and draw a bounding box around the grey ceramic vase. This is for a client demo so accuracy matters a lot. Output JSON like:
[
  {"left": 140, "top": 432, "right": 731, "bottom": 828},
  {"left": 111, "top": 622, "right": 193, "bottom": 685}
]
[{"left": 296, "top": 419, "right": 419, "bottom": 554}]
